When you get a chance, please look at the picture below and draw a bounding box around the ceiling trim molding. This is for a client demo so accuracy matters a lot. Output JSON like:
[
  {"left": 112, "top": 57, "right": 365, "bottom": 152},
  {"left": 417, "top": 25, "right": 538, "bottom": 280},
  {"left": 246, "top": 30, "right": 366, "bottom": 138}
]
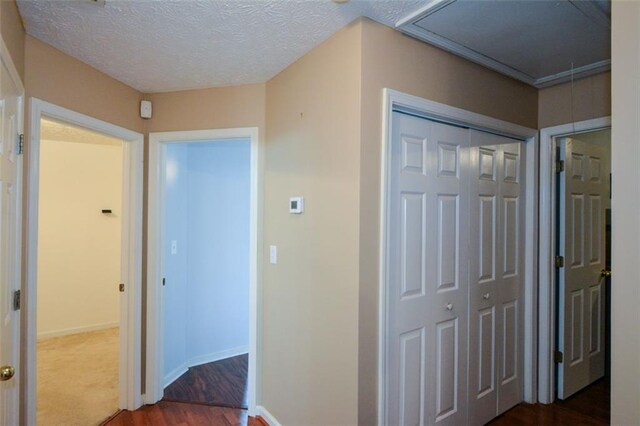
[
  {"left": 397, "top": 20, "right": 538, "bottom": 86},
  {"left": 569, "top": 0, "right": 610, "bottom": 29},
  {"left": 395, "top": 0, "right": 456, "bottom": 27},
  {"left": 534, "top": 59, "right": 611, "bottom": 88},
  {"left": 396, "top": 0, "right": 611, "bottom": 88}
]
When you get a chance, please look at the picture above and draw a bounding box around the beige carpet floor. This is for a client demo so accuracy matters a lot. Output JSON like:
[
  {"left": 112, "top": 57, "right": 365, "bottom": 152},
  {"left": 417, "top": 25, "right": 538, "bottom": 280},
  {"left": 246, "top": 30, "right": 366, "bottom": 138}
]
[{"left": 37, "top": 327, "right": 119, "bottom": 426}]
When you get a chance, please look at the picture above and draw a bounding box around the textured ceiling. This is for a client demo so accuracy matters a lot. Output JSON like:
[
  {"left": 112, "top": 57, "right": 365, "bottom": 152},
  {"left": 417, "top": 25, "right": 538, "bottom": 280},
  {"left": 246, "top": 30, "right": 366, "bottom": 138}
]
[{"left": 18, "top": 0, "right": 424, "bottom": 93}]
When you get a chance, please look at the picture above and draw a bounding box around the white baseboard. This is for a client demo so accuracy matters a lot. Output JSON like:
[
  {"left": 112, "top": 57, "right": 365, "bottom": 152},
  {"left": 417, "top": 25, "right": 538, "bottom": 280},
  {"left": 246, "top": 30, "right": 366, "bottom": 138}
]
[
  {"left": 188, "top": 345, "right": 248, "bottom": 368},
  {"left": 37, "top": 321, "right": 119, "bottom": 341},
  {"left": 163, "top": 362, "right": 189, "bottom": 389},
  {"left": 256, "top": 406, "right": 282, "bottom": 426},
  {"left": 163, "top": 345, "right": 249, "bottom": 389}
]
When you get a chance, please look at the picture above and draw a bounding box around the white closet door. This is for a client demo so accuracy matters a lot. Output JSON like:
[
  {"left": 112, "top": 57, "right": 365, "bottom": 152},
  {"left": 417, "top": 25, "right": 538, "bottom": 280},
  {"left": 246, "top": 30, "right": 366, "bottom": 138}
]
[
  {"left": 387, "top": 112, "right": 469, "bottom": 426},
  {"left": 557, "top": 138, "right": 607, "bottom": 399},
  {"left": 468, "top": 130, "right": 525, "bottom": 425}
]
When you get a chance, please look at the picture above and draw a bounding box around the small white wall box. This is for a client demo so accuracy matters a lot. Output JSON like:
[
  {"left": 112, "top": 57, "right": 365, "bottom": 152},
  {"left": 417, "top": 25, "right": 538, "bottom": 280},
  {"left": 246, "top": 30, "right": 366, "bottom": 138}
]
[
  {"left": 140, "top": 100, "right": 153, "bottom": 119},
  {"left": 289, "top": 197, "right": 304, "bottom": 214}
]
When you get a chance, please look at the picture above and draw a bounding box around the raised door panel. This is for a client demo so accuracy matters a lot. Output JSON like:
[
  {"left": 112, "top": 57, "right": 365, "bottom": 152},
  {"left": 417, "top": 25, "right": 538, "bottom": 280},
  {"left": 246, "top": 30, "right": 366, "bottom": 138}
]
[
  {"left": 435, "top": 319, "right": 459, "bottom": 423},
  {"left": 399, "top": 329, "right": 425, "bottom": 426},
  {"left": 400, "top": 193, "right": 426, "bottom": 300},
  {"left": 437, "top": 195, "right": 459, "bottom": 292}
]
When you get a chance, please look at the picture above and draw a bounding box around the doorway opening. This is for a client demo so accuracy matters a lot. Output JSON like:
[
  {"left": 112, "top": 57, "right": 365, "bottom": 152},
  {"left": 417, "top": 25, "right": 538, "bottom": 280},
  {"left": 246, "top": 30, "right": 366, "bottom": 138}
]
[
  {"left": 35, "top": 118, "right": 124, "bottom": 425},
  {"left": 25, "top": 99, "right": 144, "bottom": 425},
  {"left": 162, "top": 140, "right": 250, "bottom": 408},
  {"left": 146, "top": 128, "right": 260, "bottom": 416},
  {"left": 538, "top": 117, "right": 611, "bottom": 424}
]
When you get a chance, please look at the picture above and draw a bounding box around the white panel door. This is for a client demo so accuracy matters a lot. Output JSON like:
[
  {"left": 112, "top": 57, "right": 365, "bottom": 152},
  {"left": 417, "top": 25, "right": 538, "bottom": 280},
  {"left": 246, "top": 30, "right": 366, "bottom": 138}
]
[
  {"left": 387, "top": 112, "right": 469, "bottom": 426},
  {"left": 468, "top": 131, "right": 525, "bottom": 425},
  {"left": 558, "top": 138, "right": 607, "bottom": 399},
  {"left": 0, "top": 52, "right": 23, "bottom": 426}
]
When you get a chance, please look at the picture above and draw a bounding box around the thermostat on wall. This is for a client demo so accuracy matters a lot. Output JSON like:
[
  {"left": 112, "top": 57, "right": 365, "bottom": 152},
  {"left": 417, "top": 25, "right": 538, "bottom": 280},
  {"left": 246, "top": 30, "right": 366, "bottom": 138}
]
[{"left": 289, "top": 197, "right": 304, "bottom": 214}]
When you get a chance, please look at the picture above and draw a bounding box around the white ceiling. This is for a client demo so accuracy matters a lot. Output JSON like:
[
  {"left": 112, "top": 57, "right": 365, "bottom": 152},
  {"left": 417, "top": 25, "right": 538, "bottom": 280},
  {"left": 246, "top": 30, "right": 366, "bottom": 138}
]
[
  {"left": 17, "top": 0, "right": 611, "bottom": 93},
  {"left": 397, "top": 0, "right": 611, "bottom": 88},
  {"left": 17, "top": 0, "right": 424, "bottom": 93}
]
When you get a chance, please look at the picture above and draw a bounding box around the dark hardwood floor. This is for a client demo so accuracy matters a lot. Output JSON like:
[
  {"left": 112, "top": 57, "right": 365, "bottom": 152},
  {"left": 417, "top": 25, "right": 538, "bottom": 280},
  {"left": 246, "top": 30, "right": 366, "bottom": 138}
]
[
  {"left": 489, "top": 379, "right": 610, "bottom": 426},
  {"left": 106, "top": 368, "right": 609, "bottom": 426},
  {"left": 163, "top": 354, "right": 248, "bottom": 409},
  {"left": 102, "top": 401, "right": 266, "bottom": 426}
]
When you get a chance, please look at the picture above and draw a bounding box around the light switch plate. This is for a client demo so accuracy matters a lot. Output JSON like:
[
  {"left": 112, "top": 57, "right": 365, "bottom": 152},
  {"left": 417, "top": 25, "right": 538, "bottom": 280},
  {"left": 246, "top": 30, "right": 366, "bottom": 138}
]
[{"left": 269, "top": 245, "right": 277, "bottom": 264}]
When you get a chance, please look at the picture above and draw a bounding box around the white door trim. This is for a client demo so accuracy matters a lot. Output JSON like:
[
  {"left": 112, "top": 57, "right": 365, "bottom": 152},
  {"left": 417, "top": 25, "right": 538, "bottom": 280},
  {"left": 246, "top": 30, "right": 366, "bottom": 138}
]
[
  {"left": 25, "top": 98, "right": 144, "bottom": 425},
  {"left": 537, "top": 116, "right": 611, "bottom": 404},
  {"left": 146, "top": 127, "right": 261, "bottom": 416},
  {"left": 377, "top": 88, "right": 539, "bottom": 425},
  {"left": 0, "top": 34, "right": 24, "bottom": 426}
]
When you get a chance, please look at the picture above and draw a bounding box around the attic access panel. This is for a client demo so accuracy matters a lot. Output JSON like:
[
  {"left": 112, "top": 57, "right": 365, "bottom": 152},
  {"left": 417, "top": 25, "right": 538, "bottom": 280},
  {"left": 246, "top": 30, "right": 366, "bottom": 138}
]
[{"left": 396, "top": 0, "right": 611, "bottom": 88}]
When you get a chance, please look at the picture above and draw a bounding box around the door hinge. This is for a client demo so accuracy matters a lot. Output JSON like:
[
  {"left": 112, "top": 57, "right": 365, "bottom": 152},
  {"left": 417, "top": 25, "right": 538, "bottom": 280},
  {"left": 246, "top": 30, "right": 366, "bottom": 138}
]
[
  {"left": 12, "top": 290, "right": 20, "bottom": 311},
  {"left": 555, "top": 255, "right": 565, "bottom": 268},
  {"left": 555, "top": 159, "right": 565, "bottom": 173},
  {"left": 554, "top": 350, "right": 564, "bottom": 364},
  {"left": 17, "top": 134, "right": 23, "bottom": 155},
  {"left": 119, "top": 283, "right": 125, "bottom": 292}
]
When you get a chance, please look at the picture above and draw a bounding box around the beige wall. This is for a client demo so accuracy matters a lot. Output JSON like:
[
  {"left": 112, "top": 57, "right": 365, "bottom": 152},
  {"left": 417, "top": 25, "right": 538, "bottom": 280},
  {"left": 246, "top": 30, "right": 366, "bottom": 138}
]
[
  {"left": 263, "top": 21, "right": 362, "bottom": 425},
  {"left": 538, "top": 72, "right": 611, "bottom": 128},
  {"left": 25, "top": 35, "right": 143, "bottom": 133},
  {"left": 147, "top": 84, "right": 266, "bottom": 133},
  {"left": 1, "top": 0, "right": 25, "bottom": 81},
  {"left": 611, "top": 3, "right": 640, "bottom": 424},
  {"left": 37, "top": 124, "right": 122, "bottom": 339},
  {"left": 357, "top": 18, "right": 539, "bottom": 424}
]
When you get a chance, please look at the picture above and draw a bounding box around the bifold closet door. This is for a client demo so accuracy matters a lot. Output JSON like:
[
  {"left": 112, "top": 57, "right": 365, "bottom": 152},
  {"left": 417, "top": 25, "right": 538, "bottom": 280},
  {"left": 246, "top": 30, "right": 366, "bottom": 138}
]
[
  {"left": 387, "top": 112, "right": 469, "bottom": 426},
  {"left": 468, "top": 130, "right": 526, "bottom": 426}
]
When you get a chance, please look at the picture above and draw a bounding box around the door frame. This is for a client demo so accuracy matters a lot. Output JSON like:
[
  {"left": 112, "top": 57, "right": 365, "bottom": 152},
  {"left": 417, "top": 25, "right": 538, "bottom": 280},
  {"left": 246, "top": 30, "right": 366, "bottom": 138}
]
[
  {"left": 0, "top": 35, "right": 24, "bottom": 426},
  {"left": 537, "top": 116, "right": 611, "bottom": 404},
  {"left": 377, "top": 89, "right": 539, "bottom": 424},
  {"left": 25, "top": 98, "right": 144, "bottom": 424},
  {"left": 146, "top": 127, "right": 261, "bottom": 415}
]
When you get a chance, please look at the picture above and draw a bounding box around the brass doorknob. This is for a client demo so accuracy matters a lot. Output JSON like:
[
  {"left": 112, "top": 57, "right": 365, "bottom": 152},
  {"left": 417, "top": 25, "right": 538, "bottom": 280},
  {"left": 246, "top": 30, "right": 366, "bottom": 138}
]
[
  {"left": 0, "top": 365, "right": 15, "bottom": 381},
  {"left": 601, "top": 269, "right": 612, "bottom": 278}
]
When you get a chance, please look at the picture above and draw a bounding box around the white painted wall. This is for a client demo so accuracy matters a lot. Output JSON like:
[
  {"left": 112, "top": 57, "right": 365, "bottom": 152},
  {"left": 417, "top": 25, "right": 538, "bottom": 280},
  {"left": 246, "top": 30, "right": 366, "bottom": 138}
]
[
  {"left": 163, "top": 141, "right": 251, "bottom": 385},
  {"left": 37, "top": 130, "right": 123, "bottom": 339},
  {"left": 611, "top": 3, "right": 640, "bottom": 424},
  {"left": 162, "top": 144, "right": 189, "bottom": 382}
]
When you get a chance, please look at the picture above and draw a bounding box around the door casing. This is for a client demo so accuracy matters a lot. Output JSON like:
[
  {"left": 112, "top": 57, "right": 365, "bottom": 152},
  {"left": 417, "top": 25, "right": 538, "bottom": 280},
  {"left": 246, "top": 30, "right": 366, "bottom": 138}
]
[
  {"left": 146, "top": 128, "right": 262, "bottom": 416},
  {"left": 0, "top": 35, "right": 24, "bottom": 426},
  {"left": 25, "top": 99, "right": 144, "bottom": 425},
  {"left": 537, "top": 116, "right": 611, "bottom": 404},
  {"left": 378, "top": 89, "right": 539, "bottom": 425}
]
